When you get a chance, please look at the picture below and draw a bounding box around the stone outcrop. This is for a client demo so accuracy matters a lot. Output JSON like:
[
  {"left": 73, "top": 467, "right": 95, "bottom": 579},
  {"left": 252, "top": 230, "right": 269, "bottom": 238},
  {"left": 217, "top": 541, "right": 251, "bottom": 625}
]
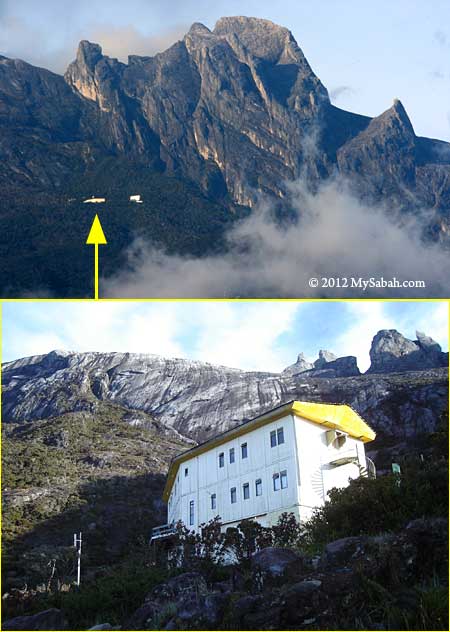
[
  {"left": 281, "top": 353, "right": 313, "bottom": 375},
  {"left": 2, "top": 17, "right": 450, "bottom": 297},
  {"left": 2, "top": 17, "right": 449, "bottom": 216},
  {"left": 283, "top": 350, "right": 360, "bottom": 378},
  {"left": 2, "top": 608, "right": 67, "bottom": 630},
  {"left": 367, "top": 329, "right": 448, "bottom": 374},
  {"left": 2, "top": 331, "right": 447, "bottom": 444}
]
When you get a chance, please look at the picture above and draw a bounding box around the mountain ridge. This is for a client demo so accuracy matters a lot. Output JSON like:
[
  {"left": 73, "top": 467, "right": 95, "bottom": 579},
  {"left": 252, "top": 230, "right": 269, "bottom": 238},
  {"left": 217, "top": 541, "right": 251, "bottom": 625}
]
[{"left": 1, "top": 16, "right": 450, "bottom": 296}]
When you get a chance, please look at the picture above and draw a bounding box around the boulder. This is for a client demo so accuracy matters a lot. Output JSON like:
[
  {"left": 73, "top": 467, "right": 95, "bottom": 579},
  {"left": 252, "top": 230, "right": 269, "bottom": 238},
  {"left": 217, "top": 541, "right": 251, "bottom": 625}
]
[
  {"left": 251, "top": 546, "right": 301, "bottom": 575},
  {"left": 150, "top": 572, "right": 208, "bottom": 601},
  {"left": 323, "top": 536, "right": 366, "bottom": 567},
  {"left": 3, "top": 608, "right": 67, "bottom": 630},
  {"left": 125, "top": 602, "right": 159, "bottom": 630},
  {"left": 177, "top": 591, "right": 229, "bottom": 626}
]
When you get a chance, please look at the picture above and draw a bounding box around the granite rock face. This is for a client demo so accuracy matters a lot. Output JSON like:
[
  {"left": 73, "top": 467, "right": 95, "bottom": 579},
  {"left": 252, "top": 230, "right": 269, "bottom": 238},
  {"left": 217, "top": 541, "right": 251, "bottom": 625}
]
[
  {"left": 367, "top": 330, "right": 448, "bottom": 374},
  {"left": 2, "top": 335, "right": 447, "bottom": 444},
  {"left": 2, "top": 17, "right": 450, "bottom": 218},
  {"left": 283, "top": 350, "right": 359, "bottom": 378}
]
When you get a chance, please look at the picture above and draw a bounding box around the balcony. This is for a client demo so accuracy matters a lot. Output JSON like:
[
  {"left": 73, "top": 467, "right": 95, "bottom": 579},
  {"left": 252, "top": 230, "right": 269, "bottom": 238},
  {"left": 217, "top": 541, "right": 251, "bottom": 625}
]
[
  {"left": 328, "top": 448, "right": 359, "bottom": 467},
  {"left": 150, "top": 523, "right": 177, "bottom": 543}
]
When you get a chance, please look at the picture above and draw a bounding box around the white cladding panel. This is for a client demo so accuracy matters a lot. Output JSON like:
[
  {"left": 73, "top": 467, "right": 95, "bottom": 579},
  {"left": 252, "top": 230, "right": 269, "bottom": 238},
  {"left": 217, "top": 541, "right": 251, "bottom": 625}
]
[
  {"left": 168, "top": 413, "right": 367, "bottom": 529},
  {"left": 294, "top": 417, "right": 365, "bottom": 521},
  {"left": 168, "top": 413, "right": 298, "bottom": 529}
]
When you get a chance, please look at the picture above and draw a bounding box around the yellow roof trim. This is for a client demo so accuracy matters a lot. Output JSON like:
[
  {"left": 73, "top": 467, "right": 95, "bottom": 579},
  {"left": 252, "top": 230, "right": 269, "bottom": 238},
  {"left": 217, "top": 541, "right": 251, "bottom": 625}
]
[{"left": 162, "top": 400, "right": 375, "bottom": 501}]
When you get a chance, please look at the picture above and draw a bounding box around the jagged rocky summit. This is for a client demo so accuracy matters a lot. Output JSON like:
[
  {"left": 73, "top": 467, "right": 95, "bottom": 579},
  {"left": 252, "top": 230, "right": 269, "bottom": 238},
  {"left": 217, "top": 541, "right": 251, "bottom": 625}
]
[
  {"left": 2, "top": 15, "right": 450, "bottom": 216},
  {"left": 2, "top": 16, "right": 450, "bottom": 297},
  {"left": 367, "top": 329, "right": 448, "bottom": 373},
  {"left": 2, "top": 329, "right": 447, "bottom": 444}
]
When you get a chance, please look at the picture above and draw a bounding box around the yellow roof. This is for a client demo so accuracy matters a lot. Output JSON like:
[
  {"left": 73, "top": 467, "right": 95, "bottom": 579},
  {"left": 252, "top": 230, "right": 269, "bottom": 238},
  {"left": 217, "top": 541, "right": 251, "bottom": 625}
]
[{"left": 162, "top": 400, "right": 375, "bottom": 501}]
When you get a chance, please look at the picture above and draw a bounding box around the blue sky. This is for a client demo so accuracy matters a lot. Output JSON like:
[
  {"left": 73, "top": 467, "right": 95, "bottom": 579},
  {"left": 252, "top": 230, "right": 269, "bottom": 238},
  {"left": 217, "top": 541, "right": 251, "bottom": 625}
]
[
  {"left": 0, "top": 0, "right": 449, "bottom": 141},
  {"left": 2, "top": 301, "right": 448, "bottom": 372}
]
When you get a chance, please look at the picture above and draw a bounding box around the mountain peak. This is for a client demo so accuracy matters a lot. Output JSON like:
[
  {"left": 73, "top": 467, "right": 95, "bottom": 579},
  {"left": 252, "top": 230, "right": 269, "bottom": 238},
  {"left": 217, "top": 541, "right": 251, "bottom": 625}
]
[
  {"left": 213, "top": 15, "right": 299, "bottom": 64},
  {"left": 187, "top": 22, "right": 212, "bottom": 36},
  {"left": 76, "top": 40, "right": 103, "bottom": 68}
]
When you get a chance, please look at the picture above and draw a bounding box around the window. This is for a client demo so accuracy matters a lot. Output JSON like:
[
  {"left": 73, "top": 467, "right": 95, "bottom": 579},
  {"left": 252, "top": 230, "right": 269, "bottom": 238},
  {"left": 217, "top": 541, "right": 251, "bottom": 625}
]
[
  {"left": 241, "top": 443, "right": 248, "bottom": 459},
  {"left": 229, "top": 448, "right": 235, "bottom": 464},
  {"left": 273, "top": 473, "right": 280, "bottom": 491},
  {"left": 189, "top": 500, "right": 194, "bottom": 525},
  {"left": 184, "top": 467, "right": 188, "bottom": 477},
  {"left": 211, "top": 493, "right": 217, "bottom": 510},
  {"left": 230, "top": 487, "right": 237, "bottom": 503},
  {"left": 219, "top": 452, "right": 224, "bottom": 468},
  {"left": 243, "top": 483, "right": 250, "bottom": 500},
  {"left": 281, "top": 470, "right": 288, "bottom": 489},
  {"left": 270, "top": 427, "right": 284, "bottom": 447},
  {"left": 255, "top": 478, "right": 262, "bottom": 496}
]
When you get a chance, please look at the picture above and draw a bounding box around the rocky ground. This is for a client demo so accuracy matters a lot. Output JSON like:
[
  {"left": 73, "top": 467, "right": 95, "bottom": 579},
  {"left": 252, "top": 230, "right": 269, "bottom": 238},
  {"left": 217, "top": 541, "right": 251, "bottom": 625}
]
[{"left": 3, "top": 517, "right": 448, "bottom": 630}]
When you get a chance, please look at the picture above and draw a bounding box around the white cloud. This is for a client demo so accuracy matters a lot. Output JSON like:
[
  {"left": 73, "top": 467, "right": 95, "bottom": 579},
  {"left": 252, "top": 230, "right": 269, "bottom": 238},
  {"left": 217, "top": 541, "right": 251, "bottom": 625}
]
[
  {"left": 103, "top": 177, "right": 450, "bottom": 299},
  {"left": 188, "top": 302, "right": 300, "bottom": 371}
]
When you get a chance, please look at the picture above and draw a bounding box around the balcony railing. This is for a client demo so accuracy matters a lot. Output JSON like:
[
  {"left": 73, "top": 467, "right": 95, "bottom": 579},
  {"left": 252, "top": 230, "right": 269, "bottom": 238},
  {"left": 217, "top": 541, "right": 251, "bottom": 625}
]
[{"left": 150, "top": 523, "right": 177, "bottom": 543}]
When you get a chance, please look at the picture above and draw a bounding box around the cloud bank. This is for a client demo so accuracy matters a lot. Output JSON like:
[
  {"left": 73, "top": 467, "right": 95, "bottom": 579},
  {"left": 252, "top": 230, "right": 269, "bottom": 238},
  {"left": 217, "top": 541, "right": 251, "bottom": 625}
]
[{"left": 103, "top": 177, "right": 450, "bottom": 298}]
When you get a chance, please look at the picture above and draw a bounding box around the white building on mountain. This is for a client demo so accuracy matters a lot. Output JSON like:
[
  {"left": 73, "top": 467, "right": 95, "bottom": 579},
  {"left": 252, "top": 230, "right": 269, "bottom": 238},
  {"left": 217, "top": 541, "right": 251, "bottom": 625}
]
[{"left": 153, "top": 400, "right": 375, "bottom": 540}]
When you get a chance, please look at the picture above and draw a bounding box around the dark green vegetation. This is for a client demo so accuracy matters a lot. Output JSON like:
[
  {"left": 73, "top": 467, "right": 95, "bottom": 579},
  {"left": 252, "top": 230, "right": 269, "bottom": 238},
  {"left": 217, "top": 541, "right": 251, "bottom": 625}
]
[
  {"left": 2, "top": 16, "right": 450, "bottom": 298},
  {"left": 2, "top": 401, "right": 188, "bottom": 592},
  {"left": 3, "top": 418, "right": 448, "bottom": 630},
  {"left": 0, "top": 157, "right": 241, "bottom": 297}
]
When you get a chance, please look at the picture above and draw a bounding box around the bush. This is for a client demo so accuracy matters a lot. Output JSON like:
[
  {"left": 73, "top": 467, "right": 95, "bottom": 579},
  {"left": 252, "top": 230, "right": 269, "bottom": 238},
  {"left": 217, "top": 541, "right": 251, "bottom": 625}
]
[{"left": 304, "top": 460, "right": 448, "bottom": 546}]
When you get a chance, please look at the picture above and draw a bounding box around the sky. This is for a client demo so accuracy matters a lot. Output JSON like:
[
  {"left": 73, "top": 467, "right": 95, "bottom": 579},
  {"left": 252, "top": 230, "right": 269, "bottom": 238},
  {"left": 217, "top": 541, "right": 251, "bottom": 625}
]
[
  {"left": 0, "top": 0, "right": 449, "bottom": 141},
  {"left": 2, "top": 300, "right": 448, "bottom": 372}
]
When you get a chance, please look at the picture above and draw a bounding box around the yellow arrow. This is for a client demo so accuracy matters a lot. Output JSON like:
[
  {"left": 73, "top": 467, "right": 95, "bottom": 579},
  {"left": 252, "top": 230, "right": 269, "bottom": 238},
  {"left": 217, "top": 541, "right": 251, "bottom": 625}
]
[{"left": 86, "top": 214, "right": 107, "bottom": 300}]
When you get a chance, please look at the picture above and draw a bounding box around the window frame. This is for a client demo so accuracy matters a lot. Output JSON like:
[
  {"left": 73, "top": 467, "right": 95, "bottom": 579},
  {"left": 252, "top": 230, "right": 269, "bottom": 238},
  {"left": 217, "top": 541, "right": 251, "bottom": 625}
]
[
  {"left": 241, "top": 442, "right": 248, "bottom": 459},
  {"left": 189, "top": 500, "right": 194, "bottom": 525},
  {"left": 273, "top": 473, "right": 281, "bottom": 491},
  {"left": 229, "top": 447, "right": 235, "bottom": 464},
  {"left": 277, "top": 427, "right": 285, "bottom": 445},
  {"left": 255, "top": 478, "right": 262, "bottom": 496},
  {"left": 270, "top": 430, "right": 277, "bottom": 448},
  {"left": 184, "top": 467, "right": 189, "bottom": 477},
  {"left": 211, "top": 493, "right": 217, "bottom": 510},
  {"left": 243, "top": 482, "right": 250, "bottom": 500},
  {"left": 219, "top": 452, "right": 225, "bottom": 468},
  {"left": 280, "top": 470, "right": 288, "bottom": 489},
  {"left": 230, "top": 487, "right": 237, "bottom": 504}
]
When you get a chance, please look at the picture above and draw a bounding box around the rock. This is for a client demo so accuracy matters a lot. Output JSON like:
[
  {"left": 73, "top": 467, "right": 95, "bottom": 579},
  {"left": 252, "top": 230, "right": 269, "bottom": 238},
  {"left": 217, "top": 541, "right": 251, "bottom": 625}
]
[
  {"left": 177, "top": 591, "right": 229, "bottom": 626},
  {"left": 367, "top": 329, "right": 448, "bottom": 373},
  {"left": 2, "top": 346, "right": 447, "bottom": 446},
  {"left": 44, "top": 430, "right": 69, "bottom": 448},
  {"left": 150, "top": 572, "right": 208, "bottom": 601},
  {"left": 282, "top": 353, "right": 313, "bottom": 375},
  {"left": 323, "top": 536, "right": 366, "bottom": 567},
  {"left": 126, "top": 602, "right": 158, "bottom": 630},
  {"left": 301, "top": 356, "right": 360, "bottom": 378},
  {"left": 251, "top": 546, "right": 301, "bottom": 575},
  {"left": 314, "top": 350, "right": 337, "bottom": 368},
  {"left": 2, "top": 608, "right": 67, "bottom": 630}
]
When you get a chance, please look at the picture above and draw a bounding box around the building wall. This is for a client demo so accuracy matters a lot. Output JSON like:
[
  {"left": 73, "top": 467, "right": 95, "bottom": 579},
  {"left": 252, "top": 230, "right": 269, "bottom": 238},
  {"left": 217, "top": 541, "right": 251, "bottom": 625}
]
[
  {"left": 168, "top": 413, "right": 300, "bottom": 530},
  {"left": 167, "top": 413, "right": 367, "bottom": 530},
  {"left": 294, "top": 416, "right": 365, "bottom": 521}
]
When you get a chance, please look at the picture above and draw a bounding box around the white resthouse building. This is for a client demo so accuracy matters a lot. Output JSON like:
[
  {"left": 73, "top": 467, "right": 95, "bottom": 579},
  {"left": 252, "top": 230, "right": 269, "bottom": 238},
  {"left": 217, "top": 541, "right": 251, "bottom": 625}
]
[{"left": 157, "top": 400, "right": 376, "bottom": 537}]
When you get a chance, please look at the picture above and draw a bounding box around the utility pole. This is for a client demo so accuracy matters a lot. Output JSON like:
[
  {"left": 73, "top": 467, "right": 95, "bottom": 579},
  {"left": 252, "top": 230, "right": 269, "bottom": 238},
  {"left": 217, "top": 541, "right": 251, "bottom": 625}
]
[{"left": 73, "top": 532, "right": 82, "bottom": 586}]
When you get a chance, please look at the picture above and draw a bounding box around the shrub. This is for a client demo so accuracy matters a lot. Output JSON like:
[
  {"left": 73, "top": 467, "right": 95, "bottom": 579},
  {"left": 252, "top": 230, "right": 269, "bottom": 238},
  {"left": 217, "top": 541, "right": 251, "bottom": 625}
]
[{"left": 304, "top": 460, "right": 448, "bottom": 546}]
